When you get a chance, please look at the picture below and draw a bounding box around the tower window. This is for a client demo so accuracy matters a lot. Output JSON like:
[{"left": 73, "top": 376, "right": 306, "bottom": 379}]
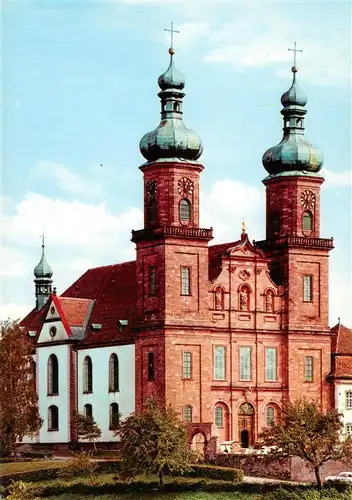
[
  {"left": 181, "top": 267, "right": 191, "bottom": 296},
  {"left": 305, "top": 356, "right": 313, "bottom": 382},
  {"left": 270, "top": 211, "right": 280, "bottom": 234},
  {"left": 83, "top": 356, "right": 93, "bottom": 393},
  {"left": 47, "top": 354, "right": 59, "bottom": 396},
  {"left": 215, "top": 406, "right": 224, "bottom": 427},
  {"left": 147, "top": 198, "right": 157, "bottom": 224},
  {"left": 48, "top": 405, "right": 59, "bottom": 431},
  {"left": 266, "top": 406, "right": 275, "bottom": 426},
  {"left": 149, "top": 265, "right": 156, "bottom": 296},
  {"left": 184, "top": 405, "right": 192, "bottom": 423},
  {"left": 303, "top": 275, "right": 313, "bottom": 302},
  {"left": 173, "top": 101, "right": 180, "bottom": 112},
  {"left": 182, "top": 352, "right": 192, "bottom": 379},
  {"left": 179, "top": 199, "right": 191, "bottom": 224},
  {"left": 148, "top": 352, "right": 155, "bottom": 381},
  {"left": 302, "top": 211, "right": 313, "bottom": 232},
  {"left": 109, "top": 354, "right": 119, "bottom": 392}
]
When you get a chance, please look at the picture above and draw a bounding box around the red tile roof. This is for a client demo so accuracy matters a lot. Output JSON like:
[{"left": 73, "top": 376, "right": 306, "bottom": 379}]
[
  {"left": 335, "top": 357, "right": 352, "bottom": 378},
  {"left": 331, "top": 323, "right": 352, "bottom": 354},
  {"left": 20, "top": 260, "right": 137, "bottom": 347},
  {"left": 208, "top": 240, "right": 240, "bottom": 281}
]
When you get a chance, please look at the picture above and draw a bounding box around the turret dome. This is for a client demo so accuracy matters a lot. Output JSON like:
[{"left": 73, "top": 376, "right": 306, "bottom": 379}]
[
  {"left": 139, "top": 49, "right": 203, "bottom": 163},
  {"left": 262, "top": 67, "right": 323, "bottom": 176},
  {"left": 34, "top": 244, "right": 53, "bottom": 279}
]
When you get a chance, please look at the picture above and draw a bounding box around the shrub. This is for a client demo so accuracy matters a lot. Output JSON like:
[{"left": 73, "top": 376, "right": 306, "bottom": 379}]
[
  {"left": 59, "top": 452, "right": 97, "bottom": 484},
  {"left": 6, "top": 480, "right": 40, "bottom": 500}
]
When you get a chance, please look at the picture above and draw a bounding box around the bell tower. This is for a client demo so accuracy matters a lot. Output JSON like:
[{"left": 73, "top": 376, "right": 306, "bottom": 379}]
[{"left": 34, "top": 234, "right": 53, "bottom": 310}]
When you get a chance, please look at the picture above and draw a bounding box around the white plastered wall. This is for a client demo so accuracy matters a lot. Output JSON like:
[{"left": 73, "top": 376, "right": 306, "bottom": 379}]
[{"left": 335, "top": 380, "right": 352, "bottom": 437}]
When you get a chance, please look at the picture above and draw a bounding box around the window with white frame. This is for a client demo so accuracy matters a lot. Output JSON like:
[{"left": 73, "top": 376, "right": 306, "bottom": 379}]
[
  {"left": 265, "top": 348, "right": 277, "bottom": 381},
  {"left": 239, "top": 347, "right": 251, "bottom": 381},
  {"left": 346, "top": 391, "right": 352, "bottom": 409},
  {"left": 303, "top": 275, "right": 313, "bottom": 302},
  {"left": 181, "top": 267, "right": 191, "bottom": 296},
  {"left": 214, "top": 346, "right": 225, "bottom": 380},
  {"left": 183, "top": 352, "right": 192, "bottom": 379},
  {"left": 345, "top": 423, "right": 352, "bottom": 436}
]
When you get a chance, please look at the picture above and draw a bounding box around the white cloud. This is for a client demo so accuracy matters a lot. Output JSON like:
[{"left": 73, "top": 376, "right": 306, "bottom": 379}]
[
  {"left": 0, "top": 303, "right": 31, "bottom": 322},
  {"left": 321, "top": 168, "right": 352, "bottom": 188},
  {"left": 34, "top": 161, "right": 104, "bottom": 197}
]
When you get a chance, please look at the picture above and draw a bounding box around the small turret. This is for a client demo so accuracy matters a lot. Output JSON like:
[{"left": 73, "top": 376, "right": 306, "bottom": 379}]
[{"left": 34, "top": 234, "right": 53, "bottom": 310}]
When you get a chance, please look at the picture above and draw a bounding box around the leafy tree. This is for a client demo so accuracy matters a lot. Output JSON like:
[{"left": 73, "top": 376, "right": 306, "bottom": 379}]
[
  {"left": 115, "top": 398, "right": 196, "bottom": 490},
  {"left": 260, "top": 398, "right": 352, "bottom": 489},
  {"left": 0, "top": 320, "right": 42, "bottom": 456},
  {"left": 76, "top": 413, "right": 102, "bottom": 453}
]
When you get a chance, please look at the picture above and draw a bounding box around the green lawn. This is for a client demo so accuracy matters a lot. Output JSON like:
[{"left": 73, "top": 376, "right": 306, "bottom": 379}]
[
  {"left": 49, "top": 494, "right": 258, "bottom": 499},
  {"left": 0, "top": 460, "right": 63, "bottom": 477}
]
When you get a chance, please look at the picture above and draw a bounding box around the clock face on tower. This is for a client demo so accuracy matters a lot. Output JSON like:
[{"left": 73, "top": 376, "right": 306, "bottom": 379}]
[
  {"left": 300, "top": 190, "right": 316, "bottom": 210},
  {"left": 146, "top": 179, "right": 157, "bottom": 198},
  {"left": 177, "top": 177, "right": 194, "bottom": 197}
]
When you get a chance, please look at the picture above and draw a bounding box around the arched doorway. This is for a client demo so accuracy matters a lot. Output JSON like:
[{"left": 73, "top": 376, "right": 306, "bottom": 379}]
[
  {"left": 240, "top": 429, "right": 249, "bottom": 448},
  {"left": 191, "top": 432, "right": 205, "bottom": 459},
  {"left": 238, "top": 402, "right": 254, "bottom": 448}
]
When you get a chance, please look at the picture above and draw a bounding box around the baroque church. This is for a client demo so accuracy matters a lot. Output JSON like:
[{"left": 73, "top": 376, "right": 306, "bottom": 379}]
[{"left": 20, "top": 42, "right": 352, "bottom": 452}]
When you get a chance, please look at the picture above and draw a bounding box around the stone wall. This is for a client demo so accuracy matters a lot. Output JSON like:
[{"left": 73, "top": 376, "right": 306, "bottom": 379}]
[{"left": 214, "top": 454, "right": 291, "bottom": 480}]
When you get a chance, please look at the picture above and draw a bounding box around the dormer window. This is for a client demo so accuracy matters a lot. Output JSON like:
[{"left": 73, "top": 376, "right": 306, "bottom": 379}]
[{"left": 179, "top": 198, "right": 191, "bottom": 224}]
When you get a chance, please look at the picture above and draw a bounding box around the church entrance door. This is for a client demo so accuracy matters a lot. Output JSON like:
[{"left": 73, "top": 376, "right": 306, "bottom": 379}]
[{"left": 238, "top": 402, "right": 255, "bottom": 448}]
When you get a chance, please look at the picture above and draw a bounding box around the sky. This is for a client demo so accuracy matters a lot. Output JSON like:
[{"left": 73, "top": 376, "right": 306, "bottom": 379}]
[{"left": 2, "top": 0, "right": 351, "bottom": 326}]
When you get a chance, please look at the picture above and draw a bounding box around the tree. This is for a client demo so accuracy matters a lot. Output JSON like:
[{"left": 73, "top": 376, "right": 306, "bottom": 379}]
[
  {"left": 115, "top": 399, "right": 196, "bottom": 490},
  {"left": 76, "top": 413, "right": 102, "bottom": 453},
  {"left": 0, "top": 320, "right": 42, "bottom": 456},
  {"left": 260, "top": 398, "right": 352, "bottom": 489}
]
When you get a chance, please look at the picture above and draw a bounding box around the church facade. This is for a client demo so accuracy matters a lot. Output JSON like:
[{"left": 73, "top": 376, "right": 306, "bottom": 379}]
[{"left": 21, "top": 45, "right": 346, "bottom": 451}]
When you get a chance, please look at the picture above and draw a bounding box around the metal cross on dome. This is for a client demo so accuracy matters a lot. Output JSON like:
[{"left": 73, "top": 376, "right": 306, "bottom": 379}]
[
  {"left": 164, "top": 21, "right": 180, "bottom": 50},
  {"left": 40, "top": 231, "right": 47, "bottom": 248},
  {"left": 288, "top": 41, "right": 303, "bottom": 69}
]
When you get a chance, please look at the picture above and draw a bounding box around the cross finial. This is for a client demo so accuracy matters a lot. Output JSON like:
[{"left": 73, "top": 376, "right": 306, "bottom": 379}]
[
  {"left": 164, "top": 21, "right": 180, "bottom": 53},
  {"left": 288, "top": 41, "right": 303, "bottom": 71},
  {"left": 40, "top": 231, "right": 47, "bottom": 249}
]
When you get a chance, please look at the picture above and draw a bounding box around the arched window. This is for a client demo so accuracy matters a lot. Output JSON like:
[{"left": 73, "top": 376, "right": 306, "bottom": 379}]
[
  {"left": 109, "top": 403, "right": 119, "bottom": 430},
  {"left": 84, "top": 403, "right": 93, "bottom": 420},
  {"left": 266, "top": 406, "right": 275, "bottom": 426},
  {"left": 48, "top": 405, "right": 59, "bottom": 431},
  {"left": 83, "top": 356, "right": 93, "bottom": 393},
  {"left": 215, "top": 406, "right": 224, "bottom": 427},
  {"left": 302, "top": 211, "right": 313, "bottom": 232},
  {"left": 184, "top": 405, "right": 193, "bottom": 423},
  {"left": 109, "top": 354, "right": 119, "bottom": 392},
  {"left": 148, "top": 198, "right": 157, "bottom": 224},
  {"left": 179, "top": 199, "right": 191, "bottom": 224},
  {"left": 47, "top": 354, "right": 59, "bottom": 395}
]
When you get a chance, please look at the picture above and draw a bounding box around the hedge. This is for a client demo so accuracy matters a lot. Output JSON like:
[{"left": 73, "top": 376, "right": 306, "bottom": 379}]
[{"left": 183, "top": 464, "right": 243, "bottom": 482}]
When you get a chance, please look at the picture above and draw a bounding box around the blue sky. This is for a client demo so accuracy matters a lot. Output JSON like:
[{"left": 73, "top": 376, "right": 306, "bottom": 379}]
[{"left": 2, "top": 0, "right": 351, "bottom": 326}]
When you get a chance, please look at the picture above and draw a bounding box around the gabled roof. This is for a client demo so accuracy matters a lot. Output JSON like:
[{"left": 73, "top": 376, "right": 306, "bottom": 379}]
[
  {"left": 331, "top": 323, "right": 352, "bottom": 354},
  {"left": 21, "top": 260, "right": 137, "bottom": 347}
]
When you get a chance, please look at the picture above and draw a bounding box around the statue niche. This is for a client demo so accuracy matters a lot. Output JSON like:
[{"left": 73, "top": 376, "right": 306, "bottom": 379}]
[
  {"left": 239, "top": 285, "right": 250, "bottom": 311},
  {"left": 265, "top": 289, "right": 275, "bottom": 312},
  {"left": 214, "top": 286, "right": 224, "bottom": 310}
]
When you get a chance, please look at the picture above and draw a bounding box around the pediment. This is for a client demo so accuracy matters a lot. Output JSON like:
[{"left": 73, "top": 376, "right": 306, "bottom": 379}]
[{"left": 227, "top": 235, "right": 265, "bottom": 259}]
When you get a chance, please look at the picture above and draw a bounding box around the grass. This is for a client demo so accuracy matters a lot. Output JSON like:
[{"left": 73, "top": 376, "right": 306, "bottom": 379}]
[
  {"left": 49, "top": 494, "right": 258, "bottom": 499},
  {"left": 0, "top": 460, "right": 64, "bottom": 477}
]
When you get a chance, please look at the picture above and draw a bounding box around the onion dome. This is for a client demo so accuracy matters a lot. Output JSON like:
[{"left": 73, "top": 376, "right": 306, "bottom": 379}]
[
  {"left": 262, "top": 67, "right": 323, "bottom": 176},
  {"left": 140, "top": 48, "right": 203, "bottom": 163},
  {"left": 34, "top": 239, "right": 53, "bottom": 279}
]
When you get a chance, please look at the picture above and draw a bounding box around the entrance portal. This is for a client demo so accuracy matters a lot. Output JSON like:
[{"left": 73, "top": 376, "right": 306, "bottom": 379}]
[
  {"left": 240, "top": 429, "right": 249, "bottom": 448},
  {"left": 238, "top": 402, "right": 254, "bottom": 448}
]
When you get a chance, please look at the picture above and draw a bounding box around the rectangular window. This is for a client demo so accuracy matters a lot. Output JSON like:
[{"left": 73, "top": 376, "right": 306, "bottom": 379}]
[
  {"left": 214, "top": 346, "right": 226, "bottom": 380},
  {"left": 149, "top": 265, "right": 156, "bottom": 296},
  {"left": 303, "top": 275, "right": 313, "bottom": 302},
  {"left": 346, "top": 391, "right": 352, "bottom": 410},
  {"left": 148, "top": 352, "right": 155, "bottom": 381},
  {"left": 240, "top": 347, "right": 251, "bottom": 381},
  {"left": 181, "top": 267, "right": 191, "bottom": 296},
  {"left": 183, "top": 352, "right": 192, "bottom": 379},
  {"left": 305, "top": 356, "right": 313, "bottom": 382},
  {"left": 265, "top": 348, "right": 277, "bottom": 381}
]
